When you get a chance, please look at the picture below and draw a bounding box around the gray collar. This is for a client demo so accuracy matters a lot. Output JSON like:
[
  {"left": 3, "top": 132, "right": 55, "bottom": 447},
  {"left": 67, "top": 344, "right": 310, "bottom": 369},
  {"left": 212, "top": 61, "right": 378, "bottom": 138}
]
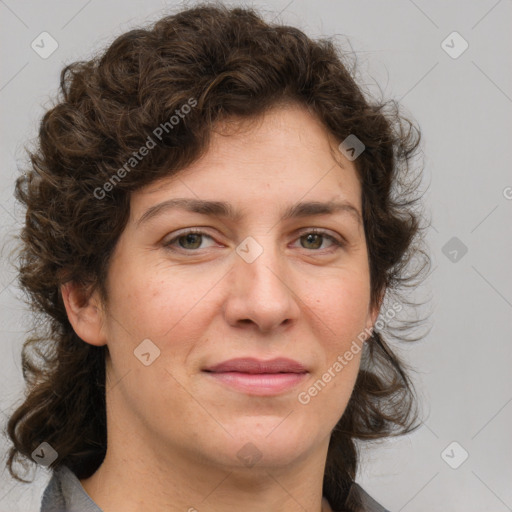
[
  {"left": 40, "top": 465, "right": 102, "bottom": 512},
  {"left": 40, "top": 465, "right": 390, "bottom": 512}
]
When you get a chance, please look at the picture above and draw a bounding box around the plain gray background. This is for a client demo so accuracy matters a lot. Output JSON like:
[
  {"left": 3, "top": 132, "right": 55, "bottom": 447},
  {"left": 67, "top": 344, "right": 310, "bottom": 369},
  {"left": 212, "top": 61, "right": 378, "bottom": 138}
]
[{"left": 1, "top": 1, "right": 511, "bottom": 511}]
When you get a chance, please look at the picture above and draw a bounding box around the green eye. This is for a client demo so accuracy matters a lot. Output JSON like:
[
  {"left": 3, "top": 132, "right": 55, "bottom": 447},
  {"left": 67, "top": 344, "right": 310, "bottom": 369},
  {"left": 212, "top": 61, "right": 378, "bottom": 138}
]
[
  {"left": 164, "top": 229, "right": 213, "bottom": 251},
  {"left": 163, "top": 228, "right": 344, "bottom": 254},
  {"left": 299, "top": 232, "right": 342, "bottom": 250}
]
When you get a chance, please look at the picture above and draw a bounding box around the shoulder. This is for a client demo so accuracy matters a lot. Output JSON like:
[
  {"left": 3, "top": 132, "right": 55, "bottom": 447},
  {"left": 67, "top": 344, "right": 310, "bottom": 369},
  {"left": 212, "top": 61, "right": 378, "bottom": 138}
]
[{"left": 40, "top": 465, "right": 102, "bottom": 512}]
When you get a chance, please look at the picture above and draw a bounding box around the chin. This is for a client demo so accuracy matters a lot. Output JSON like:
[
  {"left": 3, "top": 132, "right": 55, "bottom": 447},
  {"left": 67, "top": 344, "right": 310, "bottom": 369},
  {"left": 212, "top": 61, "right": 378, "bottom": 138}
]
[{"left": 209, "top": 420, "right": 317, "bottom": 468}]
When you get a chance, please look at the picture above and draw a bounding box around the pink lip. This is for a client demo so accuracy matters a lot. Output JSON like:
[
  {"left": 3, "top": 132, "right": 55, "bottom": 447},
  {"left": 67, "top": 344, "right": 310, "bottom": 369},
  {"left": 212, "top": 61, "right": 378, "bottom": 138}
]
[
  {"left": 203, "top": 357, "right": 309, "bottom": 396},
  {"left": 204, "top": 357, "right": 307, "bottom": 374}
]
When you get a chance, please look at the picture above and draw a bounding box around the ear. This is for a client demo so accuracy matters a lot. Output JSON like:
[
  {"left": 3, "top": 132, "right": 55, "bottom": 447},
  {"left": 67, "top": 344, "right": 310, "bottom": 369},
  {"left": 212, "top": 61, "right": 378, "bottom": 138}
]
[
  {"left": 364, "top": 291, "right": 385, "bottom": 337},
  {"left": 60, "top": 281, "right": 107, "bottom": 346}
]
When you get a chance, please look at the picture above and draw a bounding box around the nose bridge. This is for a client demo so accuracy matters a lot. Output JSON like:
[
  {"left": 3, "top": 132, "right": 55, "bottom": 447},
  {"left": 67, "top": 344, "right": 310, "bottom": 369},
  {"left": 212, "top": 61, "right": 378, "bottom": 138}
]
[
  {"left": 226, "top": 234, "right": 298, "bottom": 330},
  {"left": 238, "top": 234, "right": 290, "bottom": 298}
]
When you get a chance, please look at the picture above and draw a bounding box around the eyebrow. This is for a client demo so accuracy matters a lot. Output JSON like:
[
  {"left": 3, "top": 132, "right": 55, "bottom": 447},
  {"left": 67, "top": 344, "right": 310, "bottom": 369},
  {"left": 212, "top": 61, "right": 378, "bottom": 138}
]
[{"left": 136, "top": 198, "right": 362, "bottom": 227}]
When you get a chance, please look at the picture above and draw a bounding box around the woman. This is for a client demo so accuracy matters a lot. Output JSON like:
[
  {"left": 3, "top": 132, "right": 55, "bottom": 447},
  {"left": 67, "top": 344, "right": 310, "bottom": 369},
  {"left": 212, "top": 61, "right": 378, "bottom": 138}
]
[{"left": 6, "top": 3, "right": 428, "bottom": 511}]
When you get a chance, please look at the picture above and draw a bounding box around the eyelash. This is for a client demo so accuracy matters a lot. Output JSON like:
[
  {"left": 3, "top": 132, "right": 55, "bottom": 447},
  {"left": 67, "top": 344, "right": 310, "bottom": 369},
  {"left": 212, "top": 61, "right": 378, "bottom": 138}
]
[{"left": 163, "top": 228, "right": 345, "bottom": 254}]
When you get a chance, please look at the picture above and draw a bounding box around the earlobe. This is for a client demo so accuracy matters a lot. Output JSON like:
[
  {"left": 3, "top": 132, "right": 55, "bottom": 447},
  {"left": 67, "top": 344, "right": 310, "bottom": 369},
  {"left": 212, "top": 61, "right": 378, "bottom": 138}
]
[{"left": 60, "top": 281, "right": 107, "bottom": 346}]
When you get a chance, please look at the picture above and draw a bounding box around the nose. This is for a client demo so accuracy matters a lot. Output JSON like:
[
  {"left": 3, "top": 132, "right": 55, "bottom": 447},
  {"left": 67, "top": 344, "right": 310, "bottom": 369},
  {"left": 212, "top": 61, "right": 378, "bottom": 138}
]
[{"left": 222, "top": 239, "right": 301, "bottom": 334}]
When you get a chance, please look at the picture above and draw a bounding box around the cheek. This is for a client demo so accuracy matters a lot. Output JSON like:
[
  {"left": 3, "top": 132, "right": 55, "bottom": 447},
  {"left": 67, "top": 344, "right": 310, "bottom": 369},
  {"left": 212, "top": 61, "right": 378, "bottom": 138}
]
[
  {"left": 105, "top": 272, "right": 217, "bottom": 383},
  {"left": 299, "top": 280, "right": 367, "bottom": 419},
  {"left": 108, "top": 263, "right": 205, "bottom": 339},
  {"left": 311, "top": 273, "right": 371, "bottom": 341}
]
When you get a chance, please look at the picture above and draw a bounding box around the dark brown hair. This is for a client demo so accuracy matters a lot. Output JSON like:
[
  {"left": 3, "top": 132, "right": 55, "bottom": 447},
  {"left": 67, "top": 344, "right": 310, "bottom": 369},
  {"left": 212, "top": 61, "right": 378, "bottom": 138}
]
[{"left": 5, "top": 3, "right": 429, "bottom": 509}]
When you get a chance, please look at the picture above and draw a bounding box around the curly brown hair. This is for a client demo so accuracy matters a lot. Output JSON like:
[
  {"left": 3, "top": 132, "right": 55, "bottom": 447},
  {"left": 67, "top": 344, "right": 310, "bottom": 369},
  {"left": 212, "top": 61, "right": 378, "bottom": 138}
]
[{"left": 5, "top": 2, "right": 429, "bottom": 509}]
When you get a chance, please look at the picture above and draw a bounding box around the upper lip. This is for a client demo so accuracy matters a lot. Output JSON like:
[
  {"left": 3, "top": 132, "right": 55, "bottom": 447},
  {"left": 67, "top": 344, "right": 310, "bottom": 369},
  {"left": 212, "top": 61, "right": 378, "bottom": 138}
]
[{"left": 203, "top": 357, "right": 308, "bottom": 374}]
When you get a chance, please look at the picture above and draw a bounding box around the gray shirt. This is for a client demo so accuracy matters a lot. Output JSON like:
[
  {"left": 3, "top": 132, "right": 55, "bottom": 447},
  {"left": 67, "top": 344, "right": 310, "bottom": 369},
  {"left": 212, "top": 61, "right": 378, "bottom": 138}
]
[{"left": 40, "top": 465, "right": 390, "bottom": 512}]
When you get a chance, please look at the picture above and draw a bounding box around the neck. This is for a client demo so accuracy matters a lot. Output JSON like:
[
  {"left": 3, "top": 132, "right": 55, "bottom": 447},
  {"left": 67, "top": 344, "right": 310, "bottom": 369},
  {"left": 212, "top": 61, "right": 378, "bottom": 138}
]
[{"left": 80, "top": 432, "right": 332, "bottom": 512}]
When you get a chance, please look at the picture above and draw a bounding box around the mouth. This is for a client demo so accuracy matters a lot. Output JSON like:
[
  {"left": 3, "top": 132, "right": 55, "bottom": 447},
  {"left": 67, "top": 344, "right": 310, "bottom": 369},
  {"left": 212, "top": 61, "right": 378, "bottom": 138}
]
[{"left": 202, "top": 357, "right": 309, "bottom": 396}]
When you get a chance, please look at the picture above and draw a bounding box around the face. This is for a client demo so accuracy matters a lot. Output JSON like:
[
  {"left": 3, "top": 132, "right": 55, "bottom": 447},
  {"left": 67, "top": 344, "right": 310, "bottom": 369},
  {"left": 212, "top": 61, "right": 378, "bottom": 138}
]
[{"left": 78, "top": 103, "right": 379, "bottom": 472}]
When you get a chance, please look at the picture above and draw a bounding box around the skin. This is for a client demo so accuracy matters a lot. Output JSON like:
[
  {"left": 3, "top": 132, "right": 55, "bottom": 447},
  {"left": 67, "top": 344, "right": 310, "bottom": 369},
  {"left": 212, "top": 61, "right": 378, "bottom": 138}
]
[{"left": 62, "top": 102, "right": 381, "bottom": 512}]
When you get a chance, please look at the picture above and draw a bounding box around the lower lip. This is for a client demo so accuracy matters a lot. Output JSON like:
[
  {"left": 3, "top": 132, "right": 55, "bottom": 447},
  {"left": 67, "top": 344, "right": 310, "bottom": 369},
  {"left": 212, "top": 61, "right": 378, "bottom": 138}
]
[{"left": 203, "top": 371, "right": 308, "bottom": 395}]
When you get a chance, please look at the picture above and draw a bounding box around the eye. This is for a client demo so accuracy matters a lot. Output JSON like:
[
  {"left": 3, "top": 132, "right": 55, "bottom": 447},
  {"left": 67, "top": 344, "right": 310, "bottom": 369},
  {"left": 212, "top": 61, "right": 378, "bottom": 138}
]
[
  {"left": 163, "top": 228, "right": 216, "bottom": 251},
  {"left": 294, "top": 229, "right": 344, "bottom": 252},
  {"left": 163, "top": 228, "right": 344, "bottom": 254}
]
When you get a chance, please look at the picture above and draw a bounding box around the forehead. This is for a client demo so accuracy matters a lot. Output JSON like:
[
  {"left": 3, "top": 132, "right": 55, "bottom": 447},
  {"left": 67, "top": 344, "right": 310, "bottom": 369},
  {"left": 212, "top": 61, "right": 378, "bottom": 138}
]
[{"left": 131, "top": 104, "right": 362, "bottom": 218}]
